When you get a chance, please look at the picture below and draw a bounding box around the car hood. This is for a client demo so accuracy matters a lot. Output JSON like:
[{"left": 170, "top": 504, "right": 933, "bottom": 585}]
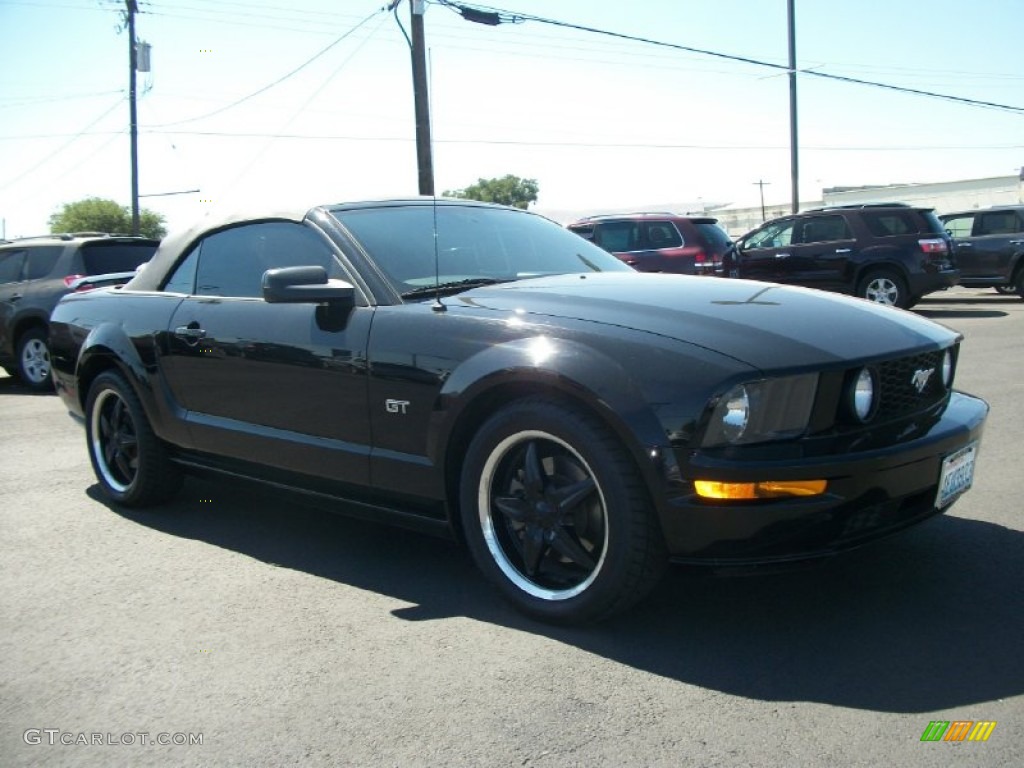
[{"left": 451, "top": 273, "right": 956, "bottom": 371}]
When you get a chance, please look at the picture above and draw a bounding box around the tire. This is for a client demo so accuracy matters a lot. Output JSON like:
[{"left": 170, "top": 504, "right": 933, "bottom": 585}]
[
  {"left": 85, "top": 371, "right": 182, "bottom": 507},
  {"left": 459, "top": 397, "right": 667, "bottom": 624},
  {"left": 994, "top": 285, "right": 1015, "bottom": 295},
  {"left": 1015, "top": 269, "right": 1024, "bottom": 300},
  {"left": 857, "top": 269, "right": 909, "bottom": 309},
  {"left": 15, "top": 327, "right": 53, "bottom": 392}
]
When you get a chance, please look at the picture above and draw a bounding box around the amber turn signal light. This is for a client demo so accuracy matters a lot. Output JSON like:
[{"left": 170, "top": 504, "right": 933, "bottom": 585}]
[{"left": 694, "top": 479, "right": 827, "bottom": 500}]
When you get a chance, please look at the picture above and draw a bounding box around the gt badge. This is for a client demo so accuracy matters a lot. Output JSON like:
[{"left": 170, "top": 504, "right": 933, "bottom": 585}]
[{"left": 385, "top": 399, "right": 410, "bottom": 415}]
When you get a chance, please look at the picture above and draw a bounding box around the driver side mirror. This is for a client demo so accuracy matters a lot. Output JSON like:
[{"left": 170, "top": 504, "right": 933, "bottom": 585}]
[{"left": 262, "top": 265, "right": 355, "bottom": 306}]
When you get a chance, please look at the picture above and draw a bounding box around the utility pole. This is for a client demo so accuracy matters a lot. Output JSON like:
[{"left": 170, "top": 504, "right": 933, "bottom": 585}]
[
  {"left": 126, "top": 0, "right": 140, "bottom": 235},
  {"left": 787, "top": 0, "right": 799, "bottom": 214},
  {"left": 753, "top": 180, "right": 770, "bottom": 222},
  {"left": 410, "top": 0, "right": 434, "bottom": 195}
]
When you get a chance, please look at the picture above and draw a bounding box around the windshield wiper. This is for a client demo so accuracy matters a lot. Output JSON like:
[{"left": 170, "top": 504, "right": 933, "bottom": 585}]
[{"left": 401, "top": 277, "right": 510, "bottom": 299}]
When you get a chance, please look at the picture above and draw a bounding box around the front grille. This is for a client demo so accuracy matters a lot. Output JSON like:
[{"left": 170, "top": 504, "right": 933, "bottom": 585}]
[{"left": 875, "top": 350, "right": 947, "bottom": 421}]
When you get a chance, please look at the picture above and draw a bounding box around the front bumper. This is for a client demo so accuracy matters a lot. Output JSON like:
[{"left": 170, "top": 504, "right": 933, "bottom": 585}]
[{"left": 661, "top": 391, "right": 988, "bottom": 564}]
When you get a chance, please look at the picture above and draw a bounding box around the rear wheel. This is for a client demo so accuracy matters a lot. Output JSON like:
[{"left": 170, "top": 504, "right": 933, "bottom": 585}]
[
  {"left": 15, "top": 327, "right": 52, "bottom": 391},
  {"left": 459, "top": 397, "right": 667, "bottom": 624},
  {"left": 85, "top": 371, "right": 182, "bottom": 506},
  {"left": 857, "top": 269, "right": 909, "bottom": 309},
  {"left": 1015, "top": 269, "right": 1024, "bottom": 300}
]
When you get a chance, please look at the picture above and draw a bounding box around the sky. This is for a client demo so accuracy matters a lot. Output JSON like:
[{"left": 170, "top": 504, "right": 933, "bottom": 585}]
[{"left": 1, "top": 0, "right": 1021, "bottom": 238}]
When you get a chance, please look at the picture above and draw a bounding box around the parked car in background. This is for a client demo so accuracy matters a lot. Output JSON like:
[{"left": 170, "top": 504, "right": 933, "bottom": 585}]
[
  {"left": 0, "top": 233, "right": 158, "bottom": 390},
  {"left": 567, "top": 212, "right": 732, "bottom": 275},
  {"left": 728, "top": 204, "right": 958, "bottom": 309},
  {"left": 49, "top": 199, "right": 987, "bottom": 624},
  {"left": 939, "top": 205, "right": 1024, "bottom": 297}
]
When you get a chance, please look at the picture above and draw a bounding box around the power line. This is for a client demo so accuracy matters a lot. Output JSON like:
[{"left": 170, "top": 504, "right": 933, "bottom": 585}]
[
  {"left": 0, "top": 96, "right": 126, "bottom": 189},
  {"left": 432, "top": 1, "right": 1024, "bottom": 115},
  {"left": 143, "top": 7, "right": 387, "bottom": 128}
]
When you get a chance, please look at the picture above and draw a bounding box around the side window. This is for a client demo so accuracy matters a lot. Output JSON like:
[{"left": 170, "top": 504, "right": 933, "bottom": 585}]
[
  {"left": 0, "top": 250, "right": 27, "bottom": 284},
  {"left": 744, "top": 220, "right": 794, "bottom": 249},
  {"left": 162, "top": 246, "right": 201, "bottom": 294},
  {"left": 25, "top": 246, "right": 64, "bottom": 279},
  {"left": 193, "top": 221, "right": 338, "bottom": 298},
  {"left": 976, "top": 211, "right": 1022, "bottom": 236},
  {"left": 863, "top": 211, "right": 916, "bottom": 237},
  {"left": 642, "top": 221, "right": 684, "bottom": 249},
  {"left": 593, "top": 221, "right": 640, "bottom": 252},
  {"left": 797, "top": 215, "right": 851, "bottom": 244},
  {"left": 941, "top": 215, "right": 974, "bottom": 239}
]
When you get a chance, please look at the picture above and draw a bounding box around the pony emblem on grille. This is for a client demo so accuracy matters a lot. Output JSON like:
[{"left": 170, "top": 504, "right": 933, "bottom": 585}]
[{"left": 911, "top": 367, "right": 934, "bottom": 394}]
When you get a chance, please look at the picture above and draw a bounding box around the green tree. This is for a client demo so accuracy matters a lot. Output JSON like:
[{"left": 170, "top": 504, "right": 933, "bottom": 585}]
[
  {"left": 48, "top": 197, "right": 167, "bottom": 239},
  {"left": 443, "top": 174, "right": 539, "bottom": 209}
]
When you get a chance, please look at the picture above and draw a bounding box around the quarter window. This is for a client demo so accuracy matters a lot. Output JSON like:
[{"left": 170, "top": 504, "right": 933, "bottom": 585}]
[
  {"left": 0, "top": 250, "right": 26, "bottom": 284},
  {"left": 25, "top": 246, "right": 64, "bottom": 279}
]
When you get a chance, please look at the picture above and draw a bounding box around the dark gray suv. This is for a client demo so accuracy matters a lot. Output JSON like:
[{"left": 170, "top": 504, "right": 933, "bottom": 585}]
[
  {"left": 939, "top": 205, "right": 1024, "bottom": 298},
  {"left": 0, "top": 233, "right": 158, "bottom": 390},
  {"left": 730, "top": 204, "right": 958, "bottom": 309}
]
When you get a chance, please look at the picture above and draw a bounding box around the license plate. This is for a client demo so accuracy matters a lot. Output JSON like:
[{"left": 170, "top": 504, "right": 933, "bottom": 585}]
[{"left": 936, "top": 442, "right": 977, "bottom": 509}]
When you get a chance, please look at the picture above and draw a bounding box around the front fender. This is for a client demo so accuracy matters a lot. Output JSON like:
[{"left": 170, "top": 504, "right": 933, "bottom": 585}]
[{"left": 431, "top": 335, "right": 684, "bottom": 497}]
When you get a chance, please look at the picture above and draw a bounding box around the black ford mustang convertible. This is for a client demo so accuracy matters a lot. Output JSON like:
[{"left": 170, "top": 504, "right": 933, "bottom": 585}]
[{"left": 49, "top": 199, "right": 988, "bottom": 623}]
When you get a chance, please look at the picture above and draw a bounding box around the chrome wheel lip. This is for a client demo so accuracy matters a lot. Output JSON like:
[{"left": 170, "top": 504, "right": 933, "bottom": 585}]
[
  {"left": 90, "top": 389, "right": 134, "bottom": 494},
  {"left": 20, "top": 338, "right": 50, "bottom": 384},
  {"left": 864, "top": 277, "right": 899, "bottom": 305},
  {"left": 478, "top": 430, "right": 609, "bottom": 602}
]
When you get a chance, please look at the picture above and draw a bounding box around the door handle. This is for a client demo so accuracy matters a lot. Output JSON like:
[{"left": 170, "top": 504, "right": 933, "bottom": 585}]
[
  {"left": 957, "top": 242, "right": 973, "bottom": 247},
  {"left": 173, "top": 325, "right": 207, "bottom": 340},
  {"left": 834, "top": 248, "right": 851, "bottom": 254},
  {"left": 774, "top": 252, "right": 791, "bottom": 259},
  {"left": 1011, "top": 240, "right": 1024, "bottom": 245}
]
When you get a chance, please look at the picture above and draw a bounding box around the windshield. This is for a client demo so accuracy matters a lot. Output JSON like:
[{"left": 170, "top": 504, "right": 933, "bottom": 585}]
[{"left": 331, "top": 204, "right": 632, "bottom": 298}]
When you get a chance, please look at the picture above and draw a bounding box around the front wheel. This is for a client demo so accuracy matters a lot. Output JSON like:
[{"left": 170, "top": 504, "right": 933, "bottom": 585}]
[
  {"left": 460, "top": 398, "right": 667, "bottom": 624},
  {"left": 857, "top": 269, "right": 909, "bottom": 308},
  {"left": 85, "top": 371, "right": 182, "bottom": 506},
  {"left": 994, "top": 285, "right": 1015, "bottom": 295}
]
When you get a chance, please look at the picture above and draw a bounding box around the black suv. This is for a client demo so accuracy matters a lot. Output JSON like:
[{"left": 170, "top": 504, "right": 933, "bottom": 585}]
[
  {"left": 567, "top": 213, "right": 733, "bottom": 275},
  {"left": 939, "top": 205, "right": 1024, "bottom": 297},
  {"left": 0, "top": 233, "right": 158, "bottom": 390},
  {"left": 729, "top": 204, "right": 958, "bottom": 309}
]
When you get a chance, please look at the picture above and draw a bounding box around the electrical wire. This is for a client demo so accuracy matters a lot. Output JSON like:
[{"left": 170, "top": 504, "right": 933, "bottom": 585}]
[
  {"left": 143, "top": 7, "right": 387, "bottom": 128},
  {"left": 431, "top": 0, "right": 1024, "bottom": 115},
  {"left": 0, "top": 96, "right": 125, "bottom": 190}
]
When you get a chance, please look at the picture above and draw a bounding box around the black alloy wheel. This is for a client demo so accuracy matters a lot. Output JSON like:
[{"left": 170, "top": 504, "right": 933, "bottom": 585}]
[
  {"left": 85, "top": 371, "right": 182, "bottom": 506},
  {"left": 460, "top": 397, "right": 666, "bottom": 624}
]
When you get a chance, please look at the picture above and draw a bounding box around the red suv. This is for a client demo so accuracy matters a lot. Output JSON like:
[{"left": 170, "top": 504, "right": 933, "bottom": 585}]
[{"left": 567, "top": 213, "right": 732, "bottom": 275}]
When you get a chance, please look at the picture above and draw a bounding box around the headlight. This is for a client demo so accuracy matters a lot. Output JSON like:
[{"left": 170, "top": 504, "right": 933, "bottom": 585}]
[
  {"left": 942, "top": 349, "right": 953, "bottom": 388},
  {"left": 702, "top": 373, "right": 818, "bottom": 447},
  {"left": 851, "top": 367, "right": 877, "bottom": 422}
]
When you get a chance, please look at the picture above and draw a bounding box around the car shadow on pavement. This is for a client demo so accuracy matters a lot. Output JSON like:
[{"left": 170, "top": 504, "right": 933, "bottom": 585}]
[{"left": 90, "top": 475, "right": 1023, "bottom": 715}]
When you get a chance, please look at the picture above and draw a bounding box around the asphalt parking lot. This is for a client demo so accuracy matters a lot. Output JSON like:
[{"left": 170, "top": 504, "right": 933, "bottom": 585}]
[{"left": 2, "top": 286, "right": 1021, "bottom": 768}]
